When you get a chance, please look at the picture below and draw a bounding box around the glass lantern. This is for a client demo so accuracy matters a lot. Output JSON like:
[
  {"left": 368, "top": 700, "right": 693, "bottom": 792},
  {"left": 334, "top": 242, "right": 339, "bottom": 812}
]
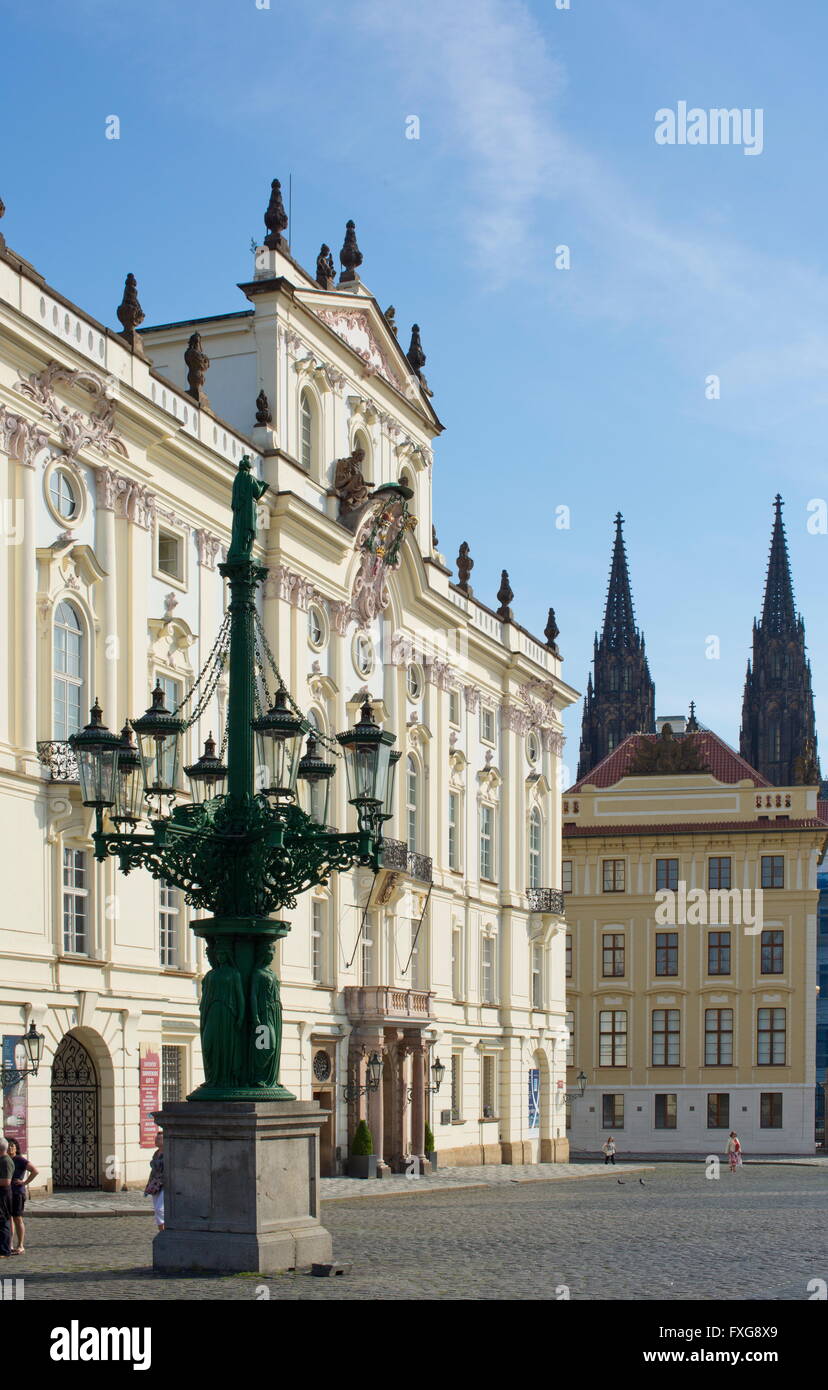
[
  {"left": 185, "top": 733, "right": 228, "bottom": 805},
  {"left": 381, "top": 749, "right": 401, "bottom": 826},
  {"left": 111, "top": 722, "right": 145, "bottom": 827},
  {"left": 69, "top": 700, "right": 121, "bottom": 808},
  {"left": 335, "top": 699, "right": 396, "bottom": 833},
  {"left": 22, "top": 1021, "right": 45, "bottom": 1076},
  {"left": 252, "top": 687, "right": 306, "bottom": 800},
  {"left": 132, "top": 681, "right": 186, "bottom": 811},
  {"left": 296, "top": 733, "right": 336, "bottom": 827}
]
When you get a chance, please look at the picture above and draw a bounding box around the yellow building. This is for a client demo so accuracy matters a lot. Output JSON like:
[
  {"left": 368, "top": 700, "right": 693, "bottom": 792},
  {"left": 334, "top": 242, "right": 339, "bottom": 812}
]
[{"left": 563, "top": 718, "right": 827, "bottom": 1154}]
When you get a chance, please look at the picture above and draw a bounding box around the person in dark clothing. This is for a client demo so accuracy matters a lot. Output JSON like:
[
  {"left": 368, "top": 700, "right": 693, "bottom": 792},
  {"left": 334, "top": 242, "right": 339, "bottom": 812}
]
[
  {"left": 6, "top": 1139, "right": 38, "bottom": 1253},
  {"left": 0, "top": 1138, "right": 14, "bottom": 1258}
]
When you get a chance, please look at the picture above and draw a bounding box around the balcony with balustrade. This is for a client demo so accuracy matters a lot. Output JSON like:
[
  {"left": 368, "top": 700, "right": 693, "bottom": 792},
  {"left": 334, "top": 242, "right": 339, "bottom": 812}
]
[
  {"left": 343, "top": 985, "right": 434, "bottom": 1026},
  {"left": 526, "top": 888, "right": 566, "bottom": 917},
  {"left": 379, "top": 837, "right": 433, "bottom": 885},
  {"left": 37, "top": 741, "right": 79, "bottom": 782}
]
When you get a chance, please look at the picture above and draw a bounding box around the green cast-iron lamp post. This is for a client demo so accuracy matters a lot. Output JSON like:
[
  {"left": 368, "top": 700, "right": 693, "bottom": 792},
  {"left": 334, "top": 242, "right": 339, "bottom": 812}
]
[{"left": 70, "top": 455, "right": 400, "bottom": 1102}]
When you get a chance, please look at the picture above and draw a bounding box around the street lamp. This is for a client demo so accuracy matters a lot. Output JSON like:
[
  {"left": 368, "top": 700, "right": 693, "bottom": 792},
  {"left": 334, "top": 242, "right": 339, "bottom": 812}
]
[
  {"left": 82, "top": 456, "right": 400, "bottom": 1104},
  {"left": 565, "top": 1071, "right": 588, "bottom": 1099},
  {"left": 342, "top": 1050, "right": 383, "bottom": 1102},
  {"left": 1, "top": 1022, "right": 45, "bottom": 1094},
  {"left": 406, "top": 1055, "right": 445, "bottom": 1104}
]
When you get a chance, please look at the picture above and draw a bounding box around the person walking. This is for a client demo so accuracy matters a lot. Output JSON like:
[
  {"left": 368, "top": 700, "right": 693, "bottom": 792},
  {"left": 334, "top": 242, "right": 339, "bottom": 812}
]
[
  {"left": 726, "top": 1131, "right": 742, "bottom": 1173},
  {"left": 6, "top": 1138, "right": 37, "bottom": 1254},
  {"left": 602, "top": 1136, "right": 617, "bottom": 1165},
  {"left": 144, "top": 1131, "right": 165, "bottom": 1231},
  {"left": 0, "top": 1138, "right": 14, "bottom": 1259}
]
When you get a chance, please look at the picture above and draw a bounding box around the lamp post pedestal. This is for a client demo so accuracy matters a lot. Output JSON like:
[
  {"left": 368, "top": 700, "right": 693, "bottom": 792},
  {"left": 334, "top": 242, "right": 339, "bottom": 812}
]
[{"left": 152, "top": 1100, "right": 332, "bottom": 1274}]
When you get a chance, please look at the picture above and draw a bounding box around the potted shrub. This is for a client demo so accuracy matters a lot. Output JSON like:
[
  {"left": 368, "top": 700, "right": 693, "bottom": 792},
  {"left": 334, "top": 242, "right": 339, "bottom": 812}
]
[
  {"left": 348, "top": 1119, "right": 377, "bottom": 1179},
  {"left": 424, "top": 1122, "right": 437, "bottom": 1171}
]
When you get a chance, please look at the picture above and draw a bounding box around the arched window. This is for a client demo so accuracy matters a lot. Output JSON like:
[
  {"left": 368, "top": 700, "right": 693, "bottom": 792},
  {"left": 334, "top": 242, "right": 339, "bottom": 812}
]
[
  {"left": 406, "top": 755, "right": 418, "bottom": 853},
  {"left": 528, "top": 807, "right": 542, "bottom": 889},
  {"left": 353, "top": 429, "right": 371, "bottom": 482},
  {"left": 299, "top": 391, "right": 314, "bottom": 472},
  {"left": 53, "top": 600, "right": 83, "bottom": 740}
]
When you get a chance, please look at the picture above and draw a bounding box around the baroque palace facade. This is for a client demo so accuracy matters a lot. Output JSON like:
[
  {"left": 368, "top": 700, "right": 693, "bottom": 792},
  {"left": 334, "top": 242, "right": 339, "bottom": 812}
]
[
  {"left": 0, "top": 184, "right": 577, "bottom": 1189},
  {"left": 566, "top": 510, "right": 826, "bottom": 1153}
]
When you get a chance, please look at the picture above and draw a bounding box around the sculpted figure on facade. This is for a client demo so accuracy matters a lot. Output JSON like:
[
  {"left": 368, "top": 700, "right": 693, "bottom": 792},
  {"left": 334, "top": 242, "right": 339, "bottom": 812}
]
[{"left": 333, "top": 445, "right": 371, "bottom": 515}]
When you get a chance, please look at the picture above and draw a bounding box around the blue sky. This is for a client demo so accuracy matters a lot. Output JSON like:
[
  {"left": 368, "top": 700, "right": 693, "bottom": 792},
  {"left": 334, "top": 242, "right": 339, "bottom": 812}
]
[{"left": 3, "top": 0, "right": 827, "bottom": 776}]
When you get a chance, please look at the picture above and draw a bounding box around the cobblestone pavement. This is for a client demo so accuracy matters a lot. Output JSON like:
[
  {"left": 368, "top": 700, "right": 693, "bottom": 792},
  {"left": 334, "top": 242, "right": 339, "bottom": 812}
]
[
  {"left": 26, "top": 1161, "right": 651, "bottom": 1215},
  {"left": 13, "top": 1163, "right": 828, "bottom": 1300}
]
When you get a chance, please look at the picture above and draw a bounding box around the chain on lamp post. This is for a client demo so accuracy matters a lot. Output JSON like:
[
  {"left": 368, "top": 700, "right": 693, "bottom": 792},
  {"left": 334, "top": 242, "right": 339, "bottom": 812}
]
[{"left": 70, "top": 456, "right": 410, "bottom": 1102}]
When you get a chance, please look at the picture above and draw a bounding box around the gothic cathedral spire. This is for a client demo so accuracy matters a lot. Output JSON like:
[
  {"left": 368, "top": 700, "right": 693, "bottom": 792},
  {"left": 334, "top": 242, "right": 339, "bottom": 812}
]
[
  {"left": 577, "top": 513, "right": 656, "bottom": 780},
  {"left": 740, "top": 496, "right": 820, "bottom": 785}
]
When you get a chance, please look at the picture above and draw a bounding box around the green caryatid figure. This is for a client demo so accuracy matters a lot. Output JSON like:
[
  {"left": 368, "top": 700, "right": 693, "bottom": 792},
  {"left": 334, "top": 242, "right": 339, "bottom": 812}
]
[
  {"left": 227, "top": 455, "right": 269, "bottom": 562},
  {"left": 201, "top": 946, "right": 246, "bottom": 1088},
  {"left": 250, "top": 943, "right": 282, "bottom": 1088}
]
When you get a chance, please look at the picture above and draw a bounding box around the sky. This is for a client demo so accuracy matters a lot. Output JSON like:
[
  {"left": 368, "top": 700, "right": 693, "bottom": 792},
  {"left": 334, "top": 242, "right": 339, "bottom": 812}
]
[{"left": 3, "top": 0, "right": 828, "bottom": 779}]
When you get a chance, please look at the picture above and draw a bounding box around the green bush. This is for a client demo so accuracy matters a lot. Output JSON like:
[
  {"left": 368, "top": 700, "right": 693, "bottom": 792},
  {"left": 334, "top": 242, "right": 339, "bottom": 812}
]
[
  {"left": 424, "top": 1123, "right": 435, "bottom": 1154},
  {"left": 351, "top": 1119, "right": 374, "bottom": 1156}
]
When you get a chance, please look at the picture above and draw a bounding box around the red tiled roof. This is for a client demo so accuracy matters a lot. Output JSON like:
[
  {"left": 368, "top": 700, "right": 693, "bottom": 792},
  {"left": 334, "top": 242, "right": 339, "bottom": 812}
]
[
  {"left": 563, "top": 818, "right": 828, "bottom": 839},
  {"left": 569, "top": 730, "right": 770, "bottom": 791}
]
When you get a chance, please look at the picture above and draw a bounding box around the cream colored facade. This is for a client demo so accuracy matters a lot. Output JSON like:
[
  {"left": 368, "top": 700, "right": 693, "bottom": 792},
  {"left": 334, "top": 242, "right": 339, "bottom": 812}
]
[
  {"left": 0, "top": 208, "right": 577, "bottom": 1189},
  {"left": 564, "top": 745, "right": 827, "bottom": 1154}
]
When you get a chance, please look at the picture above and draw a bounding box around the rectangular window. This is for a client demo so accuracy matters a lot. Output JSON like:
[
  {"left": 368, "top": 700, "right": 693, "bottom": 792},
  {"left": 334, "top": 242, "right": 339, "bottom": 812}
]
[
  {"left": 602, "top": 933, "right": 625, "bottom": 977},
  {"left": 599, "top": 1010, "right": 627, "bottom": 1066},
  {"left": 708, "top": 857, "right": 732, "bottom": 890},
  {"left": 565, "top": 1010, "right": 574, "bottom": 1065},
  {"left": 452, "top": 926, "right": 463, "bottom": 1000},
  {"left": 602, "top": 1094, "right": 624, "bottom": 1129},
  {"left": 450, "top": 1053, "right": 462, "bottom": 1122},
  {"left": 360, "top": 920, "right": 373, "bottom": 986},
  {"left": 707, "top": 930, "right": 731, "bottom": 975},
  {"left": 311, "top": 898, "right": 325, "bottom": 984},
  {"left": 565, "top": 1095, "right": 572, "bottom": 1131},
  {"left": 565, "top": 933, "right": 572, "bottom": 979},
  {"left": 448, "top": 792, "right": 460, "bottom": 871},
  {"left": 656, "top": 858, "right": 679, "bottom": 891},
  {"left": 531, "top": 945, "right": 543, "bottom": 1009},
  {"left": 480, "top": 706, "right": 495, "bottom": 745},
  {"left": 651, "top": 1009, "right": 680, "bottom": 1066},
  {"left": 760, "top": 929, "right": 784, "bottom": 975},
  {"left": 561, "top": 859, "right": 573, "bottom": 894},
  {"left": 757, "top": 1008, "right": 786, "bottom": 1065},
  {"left": 162, "top": 1044, "right": 184, "bottom": 1104},
  {"left": 159, "top": 880, "right": 180, "bottom": 968},
  {"left": 760, "top": 1092, "right": 783, "bottom": 1128},
  {"left": 602, "top": 859, "right": 626, "bottom": 893},
  {"left": 62, "top": 848, "right": 88, "bottom": 955},
  {"left": 410, "top": 919, "right": 424, "bottom": 991},
  {"left": 480, "top": 805, "right": 494, "bottom": 881},
  {"left": 655, "top": 931, "right": 678, "bottom": 977},
  {"left": 707, "top": 1093, "right": 730, "bottom": 1129},
  {"left": 481, "top": 934, "right": 495, "bottom": 1004},
  {"left": 157, "top": 528, "right": 183, "bottom": 581},
  {"left": 704, "top": 1008, "right": 733, "bottom": 1066},
  {"left": 761, "top": 855, "right": 784, "bottom": 889},
  {"left": 482, "top": 1055, "right": 496, "bottom": 1117},
  {"left": 654, "top": 1093, "right": 677, "bottom": 1129},
  {"left": 449, "top": 689, "right": 461, "bottom": 727}
]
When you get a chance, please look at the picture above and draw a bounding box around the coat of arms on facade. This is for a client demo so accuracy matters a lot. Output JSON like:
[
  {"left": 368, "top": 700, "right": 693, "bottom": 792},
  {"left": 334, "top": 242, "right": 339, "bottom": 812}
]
[{"left": 348, "top": 482, "right": 416, "bottom": 628}]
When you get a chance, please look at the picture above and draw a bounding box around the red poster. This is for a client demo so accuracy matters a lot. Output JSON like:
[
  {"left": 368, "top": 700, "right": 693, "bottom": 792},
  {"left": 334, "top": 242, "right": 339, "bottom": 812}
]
[{"left": 139, "top": 1044, "right": 160, "bottom": 1148}]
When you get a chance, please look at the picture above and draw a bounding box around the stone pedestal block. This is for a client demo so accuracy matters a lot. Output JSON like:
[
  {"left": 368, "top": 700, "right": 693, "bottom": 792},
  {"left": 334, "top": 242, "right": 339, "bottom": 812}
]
[{"left": 152, "top": 1100, "right": 332, "bottom": 1274}]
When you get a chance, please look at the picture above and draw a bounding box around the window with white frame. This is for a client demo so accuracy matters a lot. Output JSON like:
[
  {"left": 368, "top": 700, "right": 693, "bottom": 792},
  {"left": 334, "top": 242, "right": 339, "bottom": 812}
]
[
  {"left": 450, "top": 1052, "right": 462, "bottom": 1121},
  {"left": 448, "top": 791, "right": 460, "bottom": 871},
  {"left": 160, "top": 880, "right": 181, "bottom": 968},
  {"left": 299, "top": 391, "right": 313, "bottom": 471},
  {"left": 452, "top": 925, "right": 463, "bottom": 999},
  {"left": 481, "top": 931, "right": 496, "bottom": 1003},
  {"left": 528, "top": 807, "right": 542, "bottom": 889},
  {"left": 62, "top": 848, "right": 89, "bottom": 954},
  {"left": 311, "top": 897, "right": 327, "bottom": 984},
  {"left": 480, "top": 705, "right": 495, "bottom": 745},
  {"left": 561, "top": 859, "right": 573, "bottom": 894},
  {"left": 410, "top": 917, "right": 425, "bottom": 990},
  {"left": 406, "top": 756, "right": 418, "bottom": 853},
  {"left": 565, "top": 1010, "right": 574, "bottom": 1065},
  {"left": 49, "top": 466, "right": 79, "bottom": 521},
  {"left": 360, "top": 918, "right": 373, "bottom": 986},
  {"left": 53, "top": 601, "right": 84, "bottom": 741},
  {"left": 449, "top": 688, "right": 461, "bottom": 727},
  {"left": 479, "top": 804, "right": 495, "bottom": 880},
  {"left": 481, "top": 1054, "right": 497, "bottom": 1116},
  {"left": 531, "top": 944, "right": 543, "bottom": 1009},
  {"left": 157, "top": 527, "right": 184, "bottom": 583}
]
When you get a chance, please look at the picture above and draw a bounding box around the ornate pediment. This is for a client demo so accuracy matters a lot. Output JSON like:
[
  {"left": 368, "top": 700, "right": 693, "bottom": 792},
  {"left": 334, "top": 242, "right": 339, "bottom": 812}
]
[{"left": 312, "top": 307, "right": 405, "bottom": 391}]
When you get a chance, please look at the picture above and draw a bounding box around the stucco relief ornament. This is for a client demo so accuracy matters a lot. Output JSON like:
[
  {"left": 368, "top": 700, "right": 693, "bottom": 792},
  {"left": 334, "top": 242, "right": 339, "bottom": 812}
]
[
  {"left": 350, "top": 486, "right": 416, "bottom": 629},
  {"left": 15, "top": 362, "right": 128, "bottom": 461},
  {"left": 0, "top": 407, "right": 49, "bottom": 467}
]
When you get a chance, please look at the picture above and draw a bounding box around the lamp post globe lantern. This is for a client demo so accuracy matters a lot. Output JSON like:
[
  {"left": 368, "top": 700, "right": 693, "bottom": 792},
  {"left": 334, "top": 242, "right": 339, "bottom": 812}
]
[
  {"left": 252, "top": 686, "right": 306, "bottom": 801},
  {"left": 69, "top": 699, "right": 121, "bottom": 808},
  {"left": 296, "top": 732, "right": 336, "bottom": 826},
  {"left": 336, "top": 698, "right": 396, "bottom": 834},
  {"left": 184, "top": 732, "right": 229, "bottom": 805},
  {"left": 111, "top": 722, "right": 144, "bottom": 827},
  {"left": 131, "top": 681, "right": 187, "bottom": 811}
]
